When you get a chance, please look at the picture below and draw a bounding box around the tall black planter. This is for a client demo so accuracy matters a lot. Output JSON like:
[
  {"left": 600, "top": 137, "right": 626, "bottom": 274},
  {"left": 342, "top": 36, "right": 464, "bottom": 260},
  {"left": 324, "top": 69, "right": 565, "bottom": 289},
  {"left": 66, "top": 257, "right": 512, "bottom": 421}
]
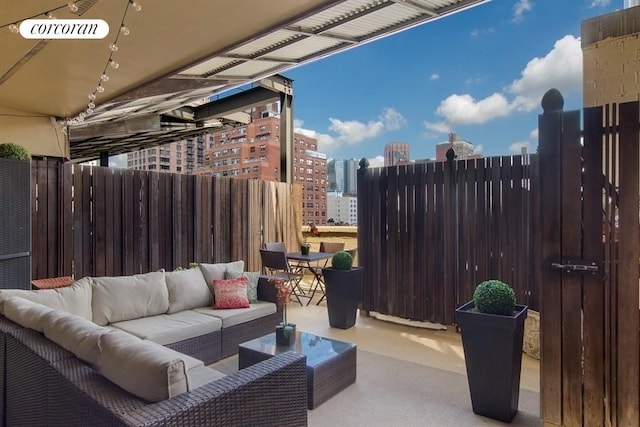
[
  {"left": 322, "top": 266, "right": 363, "bottom": 329},
  {"left": 455, "top": 301, "right": 528, "bottom": 423}
]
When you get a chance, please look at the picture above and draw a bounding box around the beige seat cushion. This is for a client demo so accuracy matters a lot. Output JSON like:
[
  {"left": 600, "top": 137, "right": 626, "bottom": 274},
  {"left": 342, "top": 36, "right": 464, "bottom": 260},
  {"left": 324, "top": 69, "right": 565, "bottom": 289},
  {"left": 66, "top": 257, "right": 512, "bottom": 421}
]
[
  {"left": 92, "top": 271, "right": 168, "bottom": 326},
  {"left": 193, "top": 301, "right": 276, "bottom": 328},
  {"left": 3, "top": 297, "right": 55, "bottom": 332},
  {"left": 164, "top": 268, "right": 212, "bottom": 313},
  {"left": 98, "top": 330, "right": 189, "bottom": 403},
  {"left": 110, "top": 310, "right": 222, "bottom": 346},
  {"left": 0, "top": 277, "right": 93, "bottom": 320},
  {"left": 188, "top": 365, "right": 226, "bottom": 390}
]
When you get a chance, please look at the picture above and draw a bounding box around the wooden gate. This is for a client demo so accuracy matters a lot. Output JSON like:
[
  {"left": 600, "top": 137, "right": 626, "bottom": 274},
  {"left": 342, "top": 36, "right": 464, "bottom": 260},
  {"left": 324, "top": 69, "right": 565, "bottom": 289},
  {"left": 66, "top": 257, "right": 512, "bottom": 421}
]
[{"left": 538, "top": 89, "right": 640, "bottom": 426}]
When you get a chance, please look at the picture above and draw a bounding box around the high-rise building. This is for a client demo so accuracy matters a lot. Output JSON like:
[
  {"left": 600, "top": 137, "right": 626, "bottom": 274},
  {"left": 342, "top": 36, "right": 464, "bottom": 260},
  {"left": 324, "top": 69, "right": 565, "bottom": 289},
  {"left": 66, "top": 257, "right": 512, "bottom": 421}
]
[
  {"left": 197, "top": 103, "right": 328, "bottom": 224},
  {"left": 384, "top": 143, "right": 410, "bottom": 167},
  {"left": 127, "top": 134, "right": 208, "bottom": 173},
  {"left": 435, "top": 133, "right": 482, "bottom": 161},
  {"left": 328, "top": 158, "right": 359, "bottom": 194},
  {"left": 327, "top": 192, "right": 358, "bottom": 225}
]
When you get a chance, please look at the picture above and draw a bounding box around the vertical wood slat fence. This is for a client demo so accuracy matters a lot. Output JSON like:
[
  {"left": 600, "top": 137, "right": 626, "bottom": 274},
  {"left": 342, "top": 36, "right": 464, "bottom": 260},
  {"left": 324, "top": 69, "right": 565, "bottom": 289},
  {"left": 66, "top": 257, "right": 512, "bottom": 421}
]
[
  {"left": 357, "top": 154, "right": 539, "bottom": 326},
  {"left": 31, "top": 160, "right": 302, "bottom": 280}
]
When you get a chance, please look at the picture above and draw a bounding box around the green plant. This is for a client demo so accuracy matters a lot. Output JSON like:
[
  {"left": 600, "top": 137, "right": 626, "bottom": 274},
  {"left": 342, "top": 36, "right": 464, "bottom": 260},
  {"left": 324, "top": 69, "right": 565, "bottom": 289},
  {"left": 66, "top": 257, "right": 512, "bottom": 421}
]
[
  {"left": 331, "top": 251, "right": 353, "bottom": 270},
  {"left": 473, "top": 280, "right": 516, "bottom": 315},
  {"left": 0, "top": 143, "right": 30, "bottom": 160}
]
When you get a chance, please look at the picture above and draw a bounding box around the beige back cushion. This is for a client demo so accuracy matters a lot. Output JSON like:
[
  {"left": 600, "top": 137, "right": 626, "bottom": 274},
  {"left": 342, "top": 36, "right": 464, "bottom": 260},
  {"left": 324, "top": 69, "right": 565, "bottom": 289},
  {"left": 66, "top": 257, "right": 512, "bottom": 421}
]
[
  {"left": 42, "top": 310, "right": 110, "bottom": 369},
  {"left": 3, "top": 297, "right": 55, "bottom": 332},
  {"left": 164, "top": 268, "right": 212, "bottom": 313},
  {"left": 0, "top": 277, "right": 93, "bottom": 319},
  {"left": 199, "top": 260, "right": 244, "bottom": 288},
  {"left": 91, "top": 271, "right": 168, "bottom": 326},
  {"left": 98, "top": 330, "right": 188, "bottom": 403}
]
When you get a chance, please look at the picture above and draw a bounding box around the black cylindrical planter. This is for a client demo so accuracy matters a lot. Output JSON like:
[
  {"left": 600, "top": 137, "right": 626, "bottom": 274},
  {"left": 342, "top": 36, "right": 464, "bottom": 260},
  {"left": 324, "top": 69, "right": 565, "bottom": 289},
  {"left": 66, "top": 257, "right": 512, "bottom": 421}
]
[
  {"left": 322, "top": 267, "right": 363, "bottom": 329},
  {"left": 455, "top": 301, "right": 528, "bottom": 423}
]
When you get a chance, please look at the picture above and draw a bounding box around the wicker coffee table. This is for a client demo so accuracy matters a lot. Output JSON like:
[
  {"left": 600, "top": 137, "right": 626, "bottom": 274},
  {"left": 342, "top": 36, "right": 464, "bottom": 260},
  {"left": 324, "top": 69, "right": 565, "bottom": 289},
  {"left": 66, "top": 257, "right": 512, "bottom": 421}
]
[{"left": 238, "top": 331, "right": 357, "bottom": 409}]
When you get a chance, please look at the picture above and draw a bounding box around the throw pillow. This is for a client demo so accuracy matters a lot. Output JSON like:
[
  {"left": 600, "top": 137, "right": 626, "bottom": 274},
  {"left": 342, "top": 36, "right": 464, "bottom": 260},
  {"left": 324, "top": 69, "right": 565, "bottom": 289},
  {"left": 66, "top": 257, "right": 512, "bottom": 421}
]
[
  {"left": 212, "top": 277, "right": 250, "bottom": 309},
  {"left": 225, "top": 270, "right": 260, "bottom": 303}
]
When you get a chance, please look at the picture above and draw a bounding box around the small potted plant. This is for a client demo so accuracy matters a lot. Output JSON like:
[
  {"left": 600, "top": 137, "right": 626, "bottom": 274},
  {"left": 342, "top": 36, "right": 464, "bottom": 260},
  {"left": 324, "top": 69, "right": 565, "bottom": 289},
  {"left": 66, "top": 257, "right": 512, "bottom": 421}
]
[
  {"left": 270, "top": 278, "right": 296, "bottom": 345},
  {"left": 455, "top": 280, "right": 528, "bottom": 423},
  {"left": 300, "top": 241, "right": 311, "bottom": 255},
  {"left": 322, "top": 251, "right": 363, "bottom": 329}
]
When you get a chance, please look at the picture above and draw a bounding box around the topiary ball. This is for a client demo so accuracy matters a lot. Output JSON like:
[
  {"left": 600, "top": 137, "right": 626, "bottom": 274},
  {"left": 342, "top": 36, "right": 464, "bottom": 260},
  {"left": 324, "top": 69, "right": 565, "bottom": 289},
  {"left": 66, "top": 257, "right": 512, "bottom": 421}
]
[
  {"left": 473, "top": 280, "right": 516, "bottom": 315},
  {"left": 0, "top": 143, "right": 30, "bottom": 160},
  {"left": 331, "top": 251, "right": 353, "bottom": 270}
]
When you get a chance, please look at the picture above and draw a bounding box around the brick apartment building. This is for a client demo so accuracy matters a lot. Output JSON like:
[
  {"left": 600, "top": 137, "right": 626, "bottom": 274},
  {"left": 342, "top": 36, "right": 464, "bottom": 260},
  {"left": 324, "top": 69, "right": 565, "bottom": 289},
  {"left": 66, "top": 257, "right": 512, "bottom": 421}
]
[{"left": 128, "top": 104, "right": 328, "bottom": 224}]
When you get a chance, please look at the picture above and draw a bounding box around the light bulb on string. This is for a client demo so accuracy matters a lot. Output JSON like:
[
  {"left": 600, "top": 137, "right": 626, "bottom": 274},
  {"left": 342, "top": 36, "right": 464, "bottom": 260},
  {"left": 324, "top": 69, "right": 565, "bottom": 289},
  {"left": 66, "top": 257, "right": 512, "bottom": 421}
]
[
  {"left": 109, "top": 60, "right": 120, "bottom": 69},
  {"left": 68, "top": 2, "right": 79, "bottom": 12},
  {"left": 88, "top": 93, "right": 96, "bottom": 101},
  {"left": 46, "top": 11, "right": 56, "bottom": 19},
  {"left": 88, "top": 102, "right": 95, "bottom": 109},
  {"left": 108, "top": 43, "right": 118, "bottom": 52},
  {"left": 96, "top": 85, "right": 105, "bottom": 93},
  {"left": 100, "top": 73, "right": 109, "bottom": 82},
  {"left": 8, "top": 24, "right": 19, "bottom": 34},
  {"left": 130, "top": 1, "right": 142, "bottom": 12},
  {"left": 120, "top": 26, "right": 130, "bottom": 36}
]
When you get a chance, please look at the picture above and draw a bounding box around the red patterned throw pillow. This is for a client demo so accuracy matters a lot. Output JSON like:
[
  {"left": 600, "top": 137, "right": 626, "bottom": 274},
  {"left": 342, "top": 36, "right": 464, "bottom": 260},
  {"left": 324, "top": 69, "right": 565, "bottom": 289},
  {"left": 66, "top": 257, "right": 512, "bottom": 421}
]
[{"left": 212, "top": 277, "right": 250, "bottom": 309}]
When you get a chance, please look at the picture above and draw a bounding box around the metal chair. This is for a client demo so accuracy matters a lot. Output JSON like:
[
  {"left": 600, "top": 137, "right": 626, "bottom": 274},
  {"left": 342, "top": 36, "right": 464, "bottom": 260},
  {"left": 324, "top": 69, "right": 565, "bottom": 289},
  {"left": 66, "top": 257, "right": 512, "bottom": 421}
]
[
  {"left": 310, "top": 242, "right": 346, "bottom": 304},
  {"left": 259, "top": 249, "right": 305, "bottom": 305},
  {"left": 262, "top": 242, "right": 287, "bottom": 252}
]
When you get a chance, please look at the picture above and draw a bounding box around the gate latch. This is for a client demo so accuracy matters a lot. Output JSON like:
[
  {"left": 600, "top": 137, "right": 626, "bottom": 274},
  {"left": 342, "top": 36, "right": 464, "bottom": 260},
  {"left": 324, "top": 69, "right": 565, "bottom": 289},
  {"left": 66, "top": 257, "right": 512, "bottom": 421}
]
[{"left": 551, "top": 259, "right": 598, "bottom": 274}]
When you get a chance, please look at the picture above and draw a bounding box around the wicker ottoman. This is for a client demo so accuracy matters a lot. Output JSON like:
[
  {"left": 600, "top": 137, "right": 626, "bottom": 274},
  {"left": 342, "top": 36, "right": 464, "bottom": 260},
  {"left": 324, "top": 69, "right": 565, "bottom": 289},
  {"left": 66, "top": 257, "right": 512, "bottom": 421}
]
[{"left": 239, "top": 331, "right": 357, "bottom": 409}]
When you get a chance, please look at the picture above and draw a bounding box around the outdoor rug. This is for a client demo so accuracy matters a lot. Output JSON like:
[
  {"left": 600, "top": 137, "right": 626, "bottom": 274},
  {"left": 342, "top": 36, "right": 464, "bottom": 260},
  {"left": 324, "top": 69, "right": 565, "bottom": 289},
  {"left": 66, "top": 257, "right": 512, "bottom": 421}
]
[{"left": 210, "top": 350, "right": 541, "bottom": 427}]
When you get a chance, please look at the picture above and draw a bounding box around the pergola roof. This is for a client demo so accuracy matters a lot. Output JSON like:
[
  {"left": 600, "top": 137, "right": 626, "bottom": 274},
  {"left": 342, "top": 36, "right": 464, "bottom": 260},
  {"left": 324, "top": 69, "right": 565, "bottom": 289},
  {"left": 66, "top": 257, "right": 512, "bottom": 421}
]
[{"left": 0, "top": 0, "right": 487, "bottom": 160}]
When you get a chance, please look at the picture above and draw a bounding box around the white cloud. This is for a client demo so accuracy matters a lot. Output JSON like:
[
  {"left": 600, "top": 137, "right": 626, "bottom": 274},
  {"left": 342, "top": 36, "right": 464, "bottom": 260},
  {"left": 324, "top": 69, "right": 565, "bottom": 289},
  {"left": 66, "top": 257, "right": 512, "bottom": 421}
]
[
  {"left": 471, "top": 27, "right": 495, "bottom": 38},
  {"left": 379, "top": 107, "right": 407, "bottom": 130},
  {"left": 368, "top": 155, "right": 384, "bottom": 168},
  {"left": 508, "top": 35, "right": 583, "bottom": 111},
  {"left": 530, "top": 128, "right": 538, "bottom": 139},
  {"left": 109, "top": 153, "right": 127, "bottom": 168},
  {"left": 589, "top": 0, "right": 610, "bottom": 7},
  {"left": 423, "top": 120, "right": 452, "bottom": 134},
  {"left": 297, "top": 108, "right": 407, "bottom": 153},
  {"left": 424, "top": 35, "right": 582, "bottom": 134},
  {"left": 509, "top": 141, "right": 531, "bottom": 153},
  {"left": 474, "top": 144, "right": 483, "bottom": 153},
  {"left": 430, "top": 73, "right": 440, "bottom": 81},
  {"left": 512, "top": 0, "right": 533, "bottom": 22}
]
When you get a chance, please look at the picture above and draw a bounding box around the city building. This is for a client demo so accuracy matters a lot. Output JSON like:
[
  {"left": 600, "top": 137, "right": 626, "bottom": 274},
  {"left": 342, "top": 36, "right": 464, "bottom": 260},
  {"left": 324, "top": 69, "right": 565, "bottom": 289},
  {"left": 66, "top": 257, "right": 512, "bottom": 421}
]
[
  {"left": 127, "top": 135, "right": 208, "bottom": 174},
  {"left": 328, "top": 158, "right": 359, "bottom": 194},
  {"left": 435, "top": 133, "right": 483, "bottom": 161},
  {"left": 127, "top": 103, "right": 328, "bottom": 224},
  {"left": 198, "top": 103, "right": 328, "bottom": 224},
  {"left": 327, "top": 192, "right": 358, "bottom": 225},
  {"left": 384, "top": 143, "right": 410, "bottom": 167}
]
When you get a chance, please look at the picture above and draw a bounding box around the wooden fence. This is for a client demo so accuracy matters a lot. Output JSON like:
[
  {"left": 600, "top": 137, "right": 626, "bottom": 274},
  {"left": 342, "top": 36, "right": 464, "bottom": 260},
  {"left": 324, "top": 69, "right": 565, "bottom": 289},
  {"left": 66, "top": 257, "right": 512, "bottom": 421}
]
[
  {"left": 30, "top": 160, "right": 302, "bottom": 280},
  {"left": 357, "top": 154, "right": 539, "bottom": 325}
]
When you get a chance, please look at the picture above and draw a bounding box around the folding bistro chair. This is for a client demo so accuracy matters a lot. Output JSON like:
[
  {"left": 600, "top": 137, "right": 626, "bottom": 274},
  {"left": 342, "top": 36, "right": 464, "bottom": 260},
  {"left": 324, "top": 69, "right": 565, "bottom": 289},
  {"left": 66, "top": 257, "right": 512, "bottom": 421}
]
[
  {"left": 262, "top": 242, "right": 287, "bottom": 251},
  {"left": 311, "top": 241, "right": 346, "bottom": 304},
  {"left": 259, "top": 249, "right": 306, "bottom": 305}
]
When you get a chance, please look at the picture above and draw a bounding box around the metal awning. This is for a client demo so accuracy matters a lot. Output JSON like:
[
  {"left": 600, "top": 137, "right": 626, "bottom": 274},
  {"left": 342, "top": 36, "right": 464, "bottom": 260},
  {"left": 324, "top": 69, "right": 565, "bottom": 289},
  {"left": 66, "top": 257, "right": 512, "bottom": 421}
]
[{"left": 0, "top": 0, "right": 488, "bottom": 160}]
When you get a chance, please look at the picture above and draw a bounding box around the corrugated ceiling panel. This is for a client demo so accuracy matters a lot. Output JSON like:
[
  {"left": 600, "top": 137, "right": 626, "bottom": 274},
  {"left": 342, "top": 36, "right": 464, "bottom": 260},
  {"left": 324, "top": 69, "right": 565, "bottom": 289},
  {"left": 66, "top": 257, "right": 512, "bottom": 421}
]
[
  {"left": 268, "top": 36, "right": 345, "bottom": 61},
  {"left": 296, "top": 0, "right": 390, "bottom": 30},
  {"left": 219, "top": 60, "right": 281, "bottom": 78},
  {"left": 229, "top": 30, "right": 303, "bottom": 57},
  {"left": 331, "top": 3, "right": 425, "bottom": 38},
  {"left": 180, "top": 57, "right": 241, "bottom": 76}
]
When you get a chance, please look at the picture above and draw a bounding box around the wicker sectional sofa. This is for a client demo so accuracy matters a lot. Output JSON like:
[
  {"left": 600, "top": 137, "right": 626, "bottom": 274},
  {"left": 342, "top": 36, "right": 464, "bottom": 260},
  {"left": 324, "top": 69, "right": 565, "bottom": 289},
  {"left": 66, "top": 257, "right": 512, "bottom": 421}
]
[{"left": 0, "top": 262, "right": 308, "bottom": 426}]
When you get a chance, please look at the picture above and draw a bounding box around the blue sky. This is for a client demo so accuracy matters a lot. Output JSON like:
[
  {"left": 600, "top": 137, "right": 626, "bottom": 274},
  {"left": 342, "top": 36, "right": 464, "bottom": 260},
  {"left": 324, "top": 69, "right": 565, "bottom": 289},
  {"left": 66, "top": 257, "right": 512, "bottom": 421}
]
[{"left": 286, "top": 0, "right": 621, "bottom": 167}]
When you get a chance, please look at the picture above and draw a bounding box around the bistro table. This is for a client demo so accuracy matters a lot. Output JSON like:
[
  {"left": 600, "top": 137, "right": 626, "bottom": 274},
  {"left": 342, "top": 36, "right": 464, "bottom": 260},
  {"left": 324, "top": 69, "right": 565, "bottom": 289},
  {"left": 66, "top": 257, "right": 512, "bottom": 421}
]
[{"left": 286, "top": 251, "right": 333, "bottom": 305}]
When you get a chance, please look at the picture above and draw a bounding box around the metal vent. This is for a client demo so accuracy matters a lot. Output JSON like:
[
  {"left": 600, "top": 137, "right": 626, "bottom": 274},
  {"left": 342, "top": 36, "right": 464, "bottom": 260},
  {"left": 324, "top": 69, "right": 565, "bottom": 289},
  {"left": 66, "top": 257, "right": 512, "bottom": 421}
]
[{"left": 71, "top": 0, "right": 100, "bottom": 16}]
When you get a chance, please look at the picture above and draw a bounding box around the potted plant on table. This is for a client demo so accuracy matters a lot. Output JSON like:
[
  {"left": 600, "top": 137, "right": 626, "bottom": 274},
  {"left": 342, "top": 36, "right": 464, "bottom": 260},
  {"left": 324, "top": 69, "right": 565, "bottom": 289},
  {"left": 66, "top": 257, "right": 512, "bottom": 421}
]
[
  {"left": 455, "top": 280, "right": 528, "bottom": 423},
  {"left": 270, "top": 278, "right": 296, "bottom": 345},
  {"left": 322, "top": 251, "right": 363, "bottom": 329},
  {"left": 300, "top": 241, "right": 311, "bottom": 255}
]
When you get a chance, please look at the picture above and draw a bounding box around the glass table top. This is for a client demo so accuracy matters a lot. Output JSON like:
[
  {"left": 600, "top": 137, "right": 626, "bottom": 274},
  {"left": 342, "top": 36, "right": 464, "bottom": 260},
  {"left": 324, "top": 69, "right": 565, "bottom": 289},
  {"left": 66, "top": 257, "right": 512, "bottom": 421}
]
[{"left": 240, "top": 331, "right": 356, "bottom": 367}]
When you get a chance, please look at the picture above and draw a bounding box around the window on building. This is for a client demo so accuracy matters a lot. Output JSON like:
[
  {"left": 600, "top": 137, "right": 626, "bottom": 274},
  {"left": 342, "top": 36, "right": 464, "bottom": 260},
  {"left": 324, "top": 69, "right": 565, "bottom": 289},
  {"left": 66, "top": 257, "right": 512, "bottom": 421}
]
[{"left": 250, "top": 146, "right": 256, "bottom": 153}]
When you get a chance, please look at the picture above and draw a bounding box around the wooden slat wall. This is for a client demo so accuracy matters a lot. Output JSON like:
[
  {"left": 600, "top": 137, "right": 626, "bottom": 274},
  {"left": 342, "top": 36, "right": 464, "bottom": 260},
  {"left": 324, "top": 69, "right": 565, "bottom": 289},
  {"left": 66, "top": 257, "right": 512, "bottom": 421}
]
[
  {"left": 30, "top": 163, "right": 301, "bottom": 279},
  {"left": 357, "top": 154, "right": 538, "bottom": 325}
]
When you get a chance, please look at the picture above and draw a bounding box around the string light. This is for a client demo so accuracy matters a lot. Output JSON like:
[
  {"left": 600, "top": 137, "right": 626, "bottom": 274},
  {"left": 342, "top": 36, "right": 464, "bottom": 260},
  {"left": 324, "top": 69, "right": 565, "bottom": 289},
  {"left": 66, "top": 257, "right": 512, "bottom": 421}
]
[
  {"left": 68, "top": 2, "right": 79, "bottom": 12},
  {"left": 100, "top": 73, "right": 109, "bottom": 82},
  {"left": 130, "top": 1, "right": 142, "bottom": 12},
  {"left": 8, "top": 24, "right": 18, "bottom": 33},
  {"left": 109, "top": 60, "right": 120, "bottom": 69},
  {"left": 108, "top": 43, "right": 118, "bottom": 52},
  {"left": 120, "top": 25, "right": 130, "bottom": 36}
]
